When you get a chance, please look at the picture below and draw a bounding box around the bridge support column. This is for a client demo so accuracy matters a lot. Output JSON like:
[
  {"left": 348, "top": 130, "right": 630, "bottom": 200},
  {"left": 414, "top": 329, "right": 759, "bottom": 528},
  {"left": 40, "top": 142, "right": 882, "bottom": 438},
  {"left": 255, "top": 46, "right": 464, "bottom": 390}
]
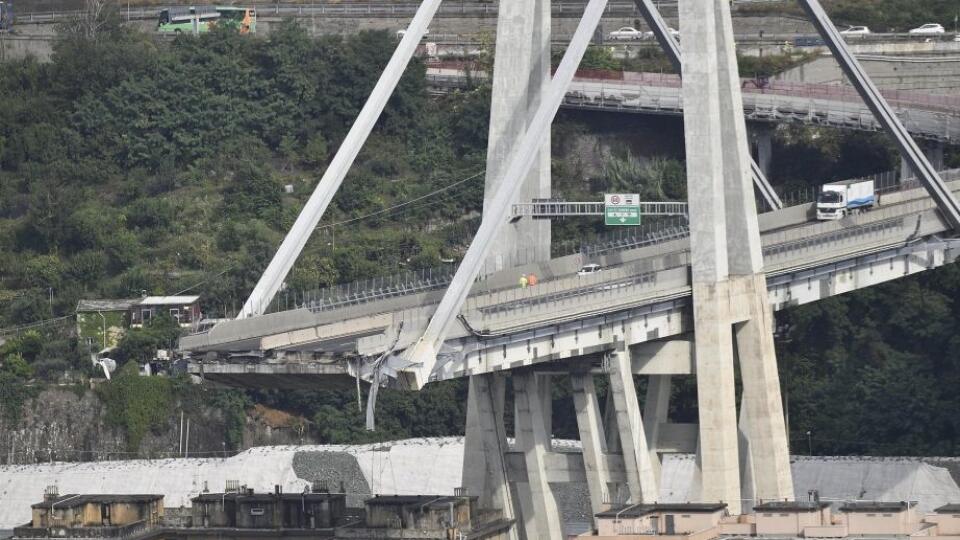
[
  {"left": 462, "top": 374, "right": 518, "bottom": 538},
  {"left": 749, "top": 123, "right": 775, "bottom": 180},
  {"left": 571, "top": 373, "right": 615, "bottom": 518},
  {"left": 903, "top": 142, "right": 945, "bottom": 180},
  {"left": 643, "top": 374, "right": 671, "bottom": 476},
  {"left": 607, "top": 343, "right": 658, "bottom": 503},
  {"left": 681, "top": 0, "right": 793, "bottom": 514},
  {"left": 513, "top": 372, "right": 563, "bottom": 540},
  {"left": 482, "top": 0, "right": 552, "bottom": 273},
  {"left": 735, "top": 275, "right": 794, "bottom": 501}
]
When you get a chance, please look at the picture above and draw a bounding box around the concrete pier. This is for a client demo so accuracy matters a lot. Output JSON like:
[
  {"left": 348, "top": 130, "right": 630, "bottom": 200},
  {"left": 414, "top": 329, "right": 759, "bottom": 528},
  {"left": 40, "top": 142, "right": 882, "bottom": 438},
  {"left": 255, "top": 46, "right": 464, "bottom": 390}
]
[
  {"left": 482, "top": 0, "right": 552, "bottom": 272},
  {"left": 680, "top": 0, "right": 793, "bottom": 513}
]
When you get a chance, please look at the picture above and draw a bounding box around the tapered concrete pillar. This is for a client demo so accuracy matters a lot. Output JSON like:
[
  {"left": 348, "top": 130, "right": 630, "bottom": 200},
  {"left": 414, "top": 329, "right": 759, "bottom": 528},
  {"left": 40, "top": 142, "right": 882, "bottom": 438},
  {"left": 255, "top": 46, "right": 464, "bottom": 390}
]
[
  {"left": 607, "top": 344, "right": 658, "bottom": 503},
  {"left": 735, "top": 277, "right": 794, "bottom": 500},
  {"left": 680, "top": 0, "right": 793, "bottom": 513},
  {"left": 571, "top": 374, "right": 615, "bottom": 518},
  {"left": 902, "top": 142, "right": 945, "bottom": 180},
  {"left": 463, "top": 374, "right": 518, "bottom": 537},
  {"left": 482, "top": 0, "right": 551, "bottom": 272},
  {"left": 514, "top": 372, "right": 563, "bottom": 540},
  {"left": 643, "top": 375, "right": 672, "bottom": 478},
  {"left": 749, "top": 123, "right": 775, "bottom": 180}
]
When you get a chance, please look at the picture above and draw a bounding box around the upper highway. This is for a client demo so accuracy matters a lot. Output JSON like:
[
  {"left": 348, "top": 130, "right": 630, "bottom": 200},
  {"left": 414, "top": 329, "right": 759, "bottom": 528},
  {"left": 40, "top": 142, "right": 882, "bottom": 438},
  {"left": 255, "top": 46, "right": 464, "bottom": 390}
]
[
  {"left": 428, "top": 67, "right": 960, "bottom": 142},
  {"left": 181, "top": 170, "right": 960, "bottom": 388}
]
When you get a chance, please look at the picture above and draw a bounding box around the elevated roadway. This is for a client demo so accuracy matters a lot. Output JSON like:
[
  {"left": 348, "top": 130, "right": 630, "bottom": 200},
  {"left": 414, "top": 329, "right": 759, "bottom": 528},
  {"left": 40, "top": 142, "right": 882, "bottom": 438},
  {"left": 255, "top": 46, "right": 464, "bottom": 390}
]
[
  {"left": 428, "top": 67, "right": 960, "bottom": 142},
  {"left": 182, "top": 170, "right": 960, "bottom": 387}
]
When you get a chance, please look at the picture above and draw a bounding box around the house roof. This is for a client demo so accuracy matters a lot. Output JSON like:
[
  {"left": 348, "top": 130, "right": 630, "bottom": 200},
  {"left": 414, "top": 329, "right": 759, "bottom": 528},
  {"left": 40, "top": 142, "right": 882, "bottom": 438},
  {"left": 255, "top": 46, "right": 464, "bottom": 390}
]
[
  {"left": 192, "top": 492, "right": 346, "bottom": 503},
  {"left": 935, "top": 504, "right": 960, "bottom": 514},
  {"left": 32, "top": 494, "right": 163, "bottom": 509},
  {"left": 365, "top": 495, "right": 473, "bottom": 507},
  {"left": 138, "top": 296, "right": 200, "bottom": 306},
  {"left": 76, "top": 299, "right": 140, "bottom": 312},
  {"left": 839, "top": 501, "right": 916, "bottom": 513},
  {"left": 755, "top": 501, "right": 831, "bottom": 512},
  {"left": 596, "top": 502, "right": 727, "bottom": 518}
]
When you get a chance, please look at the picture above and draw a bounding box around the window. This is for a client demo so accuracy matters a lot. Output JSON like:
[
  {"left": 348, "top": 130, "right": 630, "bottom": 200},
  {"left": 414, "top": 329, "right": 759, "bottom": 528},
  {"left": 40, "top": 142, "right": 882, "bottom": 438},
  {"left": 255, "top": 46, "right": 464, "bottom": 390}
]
[
  {"left": 882, "top": 513, "right": 892, "bottom": 517},
  {"left": 780, "top": 513, "right": 789, "bottom": 517},
  {"left": 142, "top": 308, "right": 153, "bottom": 322},
  {"left": 866, "top": 513, "right": 876, "bottom": 517},
  {"left": 764, "top": 513, "right": 773, "bottom": 517},
  {"left": 681, "top": 515, "right": 691, "bottom": 518},
  {"left": 170, "top": 308, "right": 181, "bottom": 322},
  {"left": 250, "top": 507, "right": 265, "bottom": 516}
]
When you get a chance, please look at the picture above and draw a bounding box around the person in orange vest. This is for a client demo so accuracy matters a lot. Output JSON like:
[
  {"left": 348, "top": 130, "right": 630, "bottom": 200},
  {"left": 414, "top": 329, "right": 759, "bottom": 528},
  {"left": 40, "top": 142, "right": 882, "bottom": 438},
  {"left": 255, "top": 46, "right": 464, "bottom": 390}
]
[{"left": 527, "top": 273, "right": 539, "bottom": 286}]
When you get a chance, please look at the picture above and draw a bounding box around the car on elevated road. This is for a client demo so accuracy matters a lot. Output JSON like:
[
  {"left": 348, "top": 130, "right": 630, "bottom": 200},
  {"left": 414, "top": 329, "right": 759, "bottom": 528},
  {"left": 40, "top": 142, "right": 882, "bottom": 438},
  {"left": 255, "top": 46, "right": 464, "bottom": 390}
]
[
  {"left": 577, "top": 263, "right": 602, "bottom": 277},
  {"left": 839, "top": 26, "right": 871, "bottom": 36},
  {"left": 608, "top": 27, "right": 646, "bottom": 41},
  {"left": 908, "top": 23, "right": 945, "bottom": 35}
]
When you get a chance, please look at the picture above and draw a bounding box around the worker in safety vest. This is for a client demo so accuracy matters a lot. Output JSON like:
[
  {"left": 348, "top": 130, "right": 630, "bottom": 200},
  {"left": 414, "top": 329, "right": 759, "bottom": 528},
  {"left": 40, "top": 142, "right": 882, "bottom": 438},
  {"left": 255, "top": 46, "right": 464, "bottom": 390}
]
[{"left": 519, "top": 274, "right": 528, "bottom": 288}]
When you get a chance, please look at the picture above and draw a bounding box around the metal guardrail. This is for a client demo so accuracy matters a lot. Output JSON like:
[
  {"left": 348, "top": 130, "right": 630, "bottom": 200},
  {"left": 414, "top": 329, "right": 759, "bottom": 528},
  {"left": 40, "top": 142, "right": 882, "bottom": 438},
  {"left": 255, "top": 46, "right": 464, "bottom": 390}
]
[
  {"left": 510, "top": 200, "right": 688, "bottom": 218},
  {"left": 266, "top": 167, "right": 951, "bottom": 317}
]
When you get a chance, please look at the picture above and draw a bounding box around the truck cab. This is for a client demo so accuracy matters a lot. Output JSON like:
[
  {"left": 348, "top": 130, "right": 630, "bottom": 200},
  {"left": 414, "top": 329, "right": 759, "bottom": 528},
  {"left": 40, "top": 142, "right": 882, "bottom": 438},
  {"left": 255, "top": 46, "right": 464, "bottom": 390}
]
[{"left": 816, "top": 186, "right": 846, "bottom": 220}]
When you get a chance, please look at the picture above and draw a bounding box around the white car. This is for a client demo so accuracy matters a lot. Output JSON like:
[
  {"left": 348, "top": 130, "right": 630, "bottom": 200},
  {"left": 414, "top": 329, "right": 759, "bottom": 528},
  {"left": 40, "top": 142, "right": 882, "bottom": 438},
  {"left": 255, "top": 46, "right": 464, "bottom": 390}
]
[
  {"left": 667, "top": 27, "right": 680, "bottom": 39},
  {"left": 608, "top": 27, "right": 644, "bottom": 41},
  {"left": 396, "top": 28, "right": 430, "bottom": 40},
  {"left": 839, "top": 26, "right": 871, "bottom": 35},
  {"left": 577, "top": 263, "right": 602, "bottom": 277},
  {"left": 908, "top": 23, "right": 945, "bottom": 35}
]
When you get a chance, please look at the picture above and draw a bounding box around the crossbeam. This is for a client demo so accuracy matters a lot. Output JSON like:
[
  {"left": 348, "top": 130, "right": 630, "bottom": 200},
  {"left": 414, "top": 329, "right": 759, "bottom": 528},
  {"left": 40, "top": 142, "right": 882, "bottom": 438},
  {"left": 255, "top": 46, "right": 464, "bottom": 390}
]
[
  {"left": 633, "top": 0, "right": 783, "bottom": 212},
  {"left": 796, "top": 0, "right": 960, "bottom": 231},
  {"left": 236, "top": 0, "right": 442, "bottom": 318},
  {"left": 511, "top": 201, "right": 688, "bottom": 218}
]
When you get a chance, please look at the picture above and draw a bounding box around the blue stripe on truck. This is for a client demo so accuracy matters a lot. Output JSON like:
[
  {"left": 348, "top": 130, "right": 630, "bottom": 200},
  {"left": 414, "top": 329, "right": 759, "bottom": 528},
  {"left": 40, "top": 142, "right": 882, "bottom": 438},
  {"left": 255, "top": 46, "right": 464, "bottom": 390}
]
[{"left": 848, "top": 195, "right": 875, "bottom": 209}]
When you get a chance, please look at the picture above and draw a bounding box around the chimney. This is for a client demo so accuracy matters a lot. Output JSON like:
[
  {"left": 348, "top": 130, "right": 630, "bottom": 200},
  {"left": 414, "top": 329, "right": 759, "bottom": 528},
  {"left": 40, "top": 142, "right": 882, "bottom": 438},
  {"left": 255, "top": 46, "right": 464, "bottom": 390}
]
[{"left": 44, "top": 485, "right": 59, "bottom": 502}]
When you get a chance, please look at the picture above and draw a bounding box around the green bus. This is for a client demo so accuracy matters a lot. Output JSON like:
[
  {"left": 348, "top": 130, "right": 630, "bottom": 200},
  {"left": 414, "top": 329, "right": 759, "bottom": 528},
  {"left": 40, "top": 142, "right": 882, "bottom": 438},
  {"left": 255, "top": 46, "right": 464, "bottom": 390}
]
[{"left": 158, "top": 6, "right": 256, "bottom": 35}]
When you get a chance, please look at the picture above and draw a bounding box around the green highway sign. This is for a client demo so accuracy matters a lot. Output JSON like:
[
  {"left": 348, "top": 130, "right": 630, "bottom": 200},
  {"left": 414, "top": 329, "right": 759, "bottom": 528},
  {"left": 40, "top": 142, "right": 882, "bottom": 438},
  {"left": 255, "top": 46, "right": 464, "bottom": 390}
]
[{"left": 604, "top": 193, "right": 641, "bottom": 226}]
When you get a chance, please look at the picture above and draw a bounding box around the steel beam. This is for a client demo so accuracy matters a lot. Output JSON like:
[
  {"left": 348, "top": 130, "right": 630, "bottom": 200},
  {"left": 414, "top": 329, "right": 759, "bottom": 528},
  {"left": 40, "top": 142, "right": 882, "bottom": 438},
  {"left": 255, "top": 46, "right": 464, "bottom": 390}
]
[
  {"left": 236, "top": 0, "right": 443, "bottom": 318},
  {"left": 796, "top": 0, "right": 960, "bottom": 231},
  {"left": 633, "top": 0, "right": 783, "bottom": 212},
  {"left": 400, "top": 0, "right": 611, "bottom": 389}
]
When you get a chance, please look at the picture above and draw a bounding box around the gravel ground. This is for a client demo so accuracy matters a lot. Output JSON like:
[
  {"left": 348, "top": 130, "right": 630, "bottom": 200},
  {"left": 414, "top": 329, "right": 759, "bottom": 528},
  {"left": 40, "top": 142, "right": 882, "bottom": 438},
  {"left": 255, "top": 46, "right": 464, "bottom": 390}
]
[{"left": 292, "top": 451, "right": 373, "bottom": 507}]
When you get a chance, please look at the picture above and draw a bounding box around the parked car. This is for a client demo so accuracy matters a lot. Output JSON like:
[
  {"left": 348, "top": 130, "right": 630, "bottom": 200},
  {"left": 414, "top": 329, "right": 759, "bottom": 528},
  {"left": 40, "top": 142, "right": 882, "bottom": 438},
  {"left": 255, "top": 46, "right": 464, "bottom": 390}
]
[
  {"left": 577, "top": 263, "right": 602, "bottom": 277},
  {"left": 908, "top": 23, "right": 945, "bottom": 35},
  {"left": 839, "top": 26, "right": 871, "bottom": 35},
  {"left": 396, "top": 28, "right": 430, "bottom": 40},
  {"left": 608, "top": 26, "right": 644, "bottom": 41}
]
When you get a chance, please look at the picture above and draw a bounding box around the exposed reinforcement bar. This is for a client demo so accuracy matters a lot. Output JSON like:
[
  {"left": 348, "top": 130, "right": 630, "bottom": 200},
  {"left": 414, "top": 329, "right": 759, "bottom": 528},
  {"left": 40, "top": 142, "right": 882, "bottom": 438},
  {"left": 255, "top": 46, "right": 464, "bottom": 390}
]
[{"left": 796, "top": 0, "right": 960, "bottom": 231}]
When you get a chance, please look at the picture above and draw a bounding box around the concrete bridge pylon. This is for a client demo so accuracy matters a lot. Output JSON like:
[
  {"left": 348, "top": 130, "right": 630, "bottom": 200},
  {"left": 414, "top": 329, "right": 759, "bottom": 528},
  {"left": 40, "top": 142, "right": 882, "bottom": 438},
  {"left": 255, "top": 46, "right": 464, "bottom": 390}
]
[{"left": 680, "top": 0, "right": 793, "bottom": 513}]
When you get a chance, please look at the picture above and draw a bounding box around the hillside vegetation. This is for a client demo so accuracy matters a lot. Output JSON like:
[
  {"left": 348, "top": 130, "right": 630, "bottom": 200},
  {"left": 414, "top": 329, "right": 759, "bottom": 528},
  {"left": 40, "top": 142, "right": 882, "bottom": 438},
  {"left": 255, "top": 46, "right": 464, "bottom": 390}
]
[{"left": 2, "top": 6, "right": 960, "bottom": 458}]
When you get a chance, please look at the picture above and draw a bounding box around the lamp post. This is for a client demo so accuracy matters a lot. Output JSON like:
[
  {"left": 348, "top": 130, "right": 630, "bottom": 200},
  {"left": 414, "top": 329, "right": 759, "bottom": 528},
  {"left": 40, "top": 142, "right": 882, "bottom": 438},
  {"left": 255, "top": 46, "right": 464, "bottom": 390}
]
[{"left": 806, "top": 430, "right": 813, "bottom": 455}]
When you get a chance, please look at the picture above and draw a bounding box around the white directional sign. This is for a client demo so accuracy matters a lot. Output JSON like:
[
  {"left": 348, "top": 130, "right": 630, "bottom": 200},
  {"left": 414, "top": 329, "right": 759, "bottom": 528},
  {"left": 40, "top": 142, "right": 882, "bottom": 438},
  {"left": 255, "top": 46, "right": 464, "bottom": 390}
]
[{"left": 604, "top": 193, "right": 641, "bottom": 226}]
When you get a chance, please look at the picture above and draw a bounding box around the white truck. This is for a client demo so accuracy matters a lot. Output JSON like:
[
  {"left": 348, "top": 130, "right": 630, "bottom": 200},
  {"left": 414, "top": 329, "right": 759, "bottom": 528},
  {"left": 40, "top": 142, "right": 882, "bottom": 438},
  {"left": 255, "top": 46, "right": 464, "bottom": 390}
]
[{"left": 816, "top": 179, "right": 876, "bottom": 220}]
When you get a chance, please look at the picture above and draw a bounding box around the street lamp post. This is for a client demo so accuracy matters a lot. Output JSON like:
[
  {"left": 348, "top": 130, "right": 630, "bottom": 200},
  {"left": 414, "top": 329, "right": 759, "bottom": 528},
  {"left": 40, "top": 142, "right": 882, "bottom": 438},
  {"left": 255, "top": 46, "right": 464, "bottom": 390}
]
[{"left": 806, "top": 430, "right": 813, "bottom": 455}]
